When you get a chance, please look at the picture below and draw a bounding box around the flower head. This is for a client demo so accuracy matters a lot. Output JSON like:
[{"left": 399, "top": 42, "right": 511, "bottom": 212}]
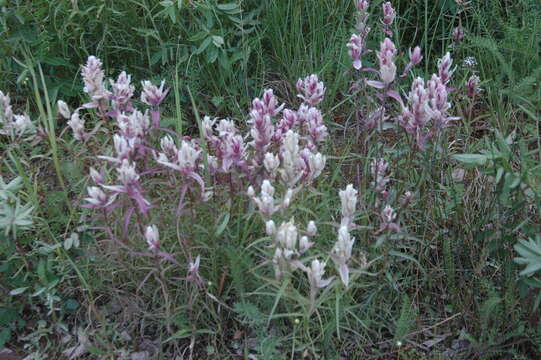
[
  {"left": 141, "top": 80, "right": 169, "bottom": 107},
  {"left": 339, "top": 184, "right": 358, "bottom": 227},
  {"left": 145, "top": 225, "right": 160, "bottom": 251},
  {"left": 382, "top": 2, "right": 395, "bottom": 25},
  {"left": 296, "top": 74, "right": 326, "bottom": 106},
  {"left": 68, "top": 111, "right": 86, "bottom": 141}
]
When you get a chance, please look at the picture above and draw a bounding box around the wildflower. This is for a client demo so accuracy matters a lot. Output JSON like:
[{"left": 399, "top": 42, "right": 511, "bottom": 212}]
[
  {"left": 367, "top": 38, "right": 397, "bottom": 88},
  {"left": 145, "top": 225, "right": 160, "bottom": 251},
  {"left": 201, "top": 116, "right": 216, "bottom": 139},
  {"left": 263, "top": 152, "right": 280, "bottom": 177},
  {"left": 157, "top": 140, "right": 201, "bottom": 176},
  {"left": 89, "top": 167, "right": 105, "bottom": 184},
  {"left": 378, "top": 205, "right": 400, "bottom": 233},
  {"left": 307, "top": 259, "right": 333, "bottom": 290},
  {"left": 356, "top": 0, "right": 369, "bottom": 11},
  {"left": 382, "top": 2, "right": 396, "bottom": 35},
  {"left": 266, "top": 220, "right": 277, "bottom": 236},
  {"left": 83, "top": 186, "right": 116, "bottom": 210},
  {"left": 452, "top": 27, "right": 464, "bottom": 45},
  {"left": 462, "top": 56, "right": 477, "bottom": 69},
  {"left": 306, "top": 259, "right": 333, "bottom": 313},
  {"left": 299, "top": 149, "right": 326, "bottom": 184},
  {"left": 296, "top": 74, "right": 326, "bottom": 106},
  {"left": 0, "top": 91, "right": 14, "bottom": 124},
  {"left": 216, "top": 119, "right": 238, "bottom": 137},
  {"left": 249, "top": 93, "right": 275, "bottom": 154},
  {"left": 398, "top": 77, "right": 432, "bottom": 150},
  {"left": 110, "top": 71, "right": 135, "bottom": 113},
  {"left": 141, "top": 80, "right": 169, "bottom": 108},
  {"left": 437, "top": 52, "right": 454, "bottom": 86},
  {"left": 97, "top": 134, "right": 136, "bottom": 163},
  {"left": 68, "top": 111, "right": 86, "bottom": 141},
  {"left": 339, "top": 184, "right": 358, "bottom": 228},
  {"left": 57, "top": 100, "right": 71, "bottom": 119},
  {"left": 117, "top": 110, "right": 150, "bottom": 139},
  {"left": 221, "top": 134, "right": 247, "bottom": 172},
  {"left": 81, "top": 56, "right": 111, "bottom": 107},
  {"left": 141, "top": 80, "right": 169, "bottom": 128},
  {"left": 427, "top": 74, "right": 455, "bottom": 129},
  {"left": 274, "top": 108, "right": 299, "bottom": 142},
  {"left": 305, "top": 107, "right": 328, "bottom": 148},
  {"left": 306, "top": 221, "right": 317, "bottom": 237},
  {"left": 332, "top": 225, "right": 355, "bottom": 287},
  {"left": 0, "top": 94, "right": 35, "bottom": 138},
  {"left": 401, "top": 46, "right": 423, "bottom": 77},
  {"left": 187, "top": 255, "right": 202, "bottom": 284},
  {"left": 13, "top": 115, "right": 34, "bottom": 136},
  {"left": 466, "top": 75, "right": 480, "bottom": 99},
  {"left": 272, "top": 219, "right": 305, "bottom": 279},
  {"left": 102, "top": 160, "right": 150, "bottom": 215},
  {"left": 399, "top": 191, "right": 414, "bottom": 207},
  {"left": 382, "top": 2, "right": 395, "bottom": 25},
  {"left": 347, "top": 34, "right": 364, "bottom": 70},
  {"left": 379, "top": 38, "right": 397, "bottom": 85},
  {"left": 160, "top": 135, "right": 177, "bottom": 155},
  {"left": 251, "top": 180, "right": 279, "bottom": 219},
  {"left": 299, "top": 235, "right": 313, "bottom": 253},
  {"left": 370, "top": 159, "right": 390, "bottom": 193},
  {"left": 279, "top": 130, "right": 303, "bottom": 187},
  {"left": 282, "top": 188, "right": 294, "bottom": 209}
]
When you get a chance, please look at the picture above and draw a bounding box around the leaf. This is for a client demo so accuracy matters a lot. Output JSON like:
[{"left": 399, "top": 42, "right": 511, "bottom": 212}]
[
  {"left": 188, "top": 31, "right": 208, "bottom": 42},
  {"left": 214, "top": 211, "right": 230, "bottom": 237},
  {"left": 452, "top": 154, "right": 488, "bottom": 166},
  {"left": 211, "top": 35, "right": 224, "bottom": 47},
  {"left": 9, "top": 287, "right": 28, "bottom": 296},
  {"left": 216, "top": 3, "right": 239, "bottom": 11},
  {"left": 194, "top": 36, "right": 212, "bottom": 55},
  {"left": 0, "top": 328, "right": 11, "bottom": 349}
]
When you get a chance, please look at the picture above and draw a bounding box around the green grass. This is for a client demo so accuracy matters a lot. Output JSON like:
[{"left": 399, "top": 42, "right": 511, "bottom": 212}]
[{"left": 1, "top": 0, "right": 541, "bottom": 358}]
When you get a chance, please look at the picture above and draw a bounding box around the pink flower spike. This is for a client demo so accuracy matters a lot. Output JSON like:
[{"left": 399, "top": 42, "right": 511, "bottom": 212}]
[
  {"left": 296, "top": 74, "right": 326, "bottom": 106},
  {"left": 89, "top": 167, "right": 105, "bottom": 184},
  {"left": 401, "top": 46, "right": 423, "bottom": 77},
  {"left": 347, "top": 34, "right": 364, "bottom": 70},
  {"left": 466, "top": 75, "right": 480, "bottom": 99},
  {"left": 382, "top": 2, "right": 395, "bottom": 25},
  {"left": 356, "top": 0, "right": 369, "bottom": 11},
  {"left": 452, "top": 27, "right": 464, "bottom": 45},
  {"left": 67, "top": 111, "right": 86, "bottom": 141},
  {"left": 376, "top": 38, "right": 397, "bottom": 85},
  {"left": 437, "top": 52, "right": 454, "bottom": 86},
  {"left": 141, "top": 80, "right": 169, "bottom": 108}
]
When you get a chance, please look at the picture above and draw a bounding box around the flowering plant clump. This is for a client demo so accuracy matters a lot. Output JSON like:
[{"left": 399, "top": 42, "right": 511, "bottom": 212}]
[
  {"left": 2, "top": 1, "right": 520, "bottom": 356},
  {"left": 345, "top": 0, "right": 467, "bottom": 152}
]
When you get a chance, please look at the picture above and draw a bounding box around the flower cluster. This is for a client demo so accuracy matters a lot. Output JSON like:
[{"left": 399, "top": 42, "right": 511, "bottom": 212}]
[
  {"left": 203, "top": 77, "right": 327, "bottom": 190},
  {"left": 332, "top": 184, "right": 358, "bottom": 286},
  {"left": 382, "top": 2, "right": 396, "bottom": 36},
  {"left": 347, "top": 1, "right": 372, "bottom": 70},
  {"left": 0, "top": 91, "right": 35, "bottom": 139},
  {"left": 367, "top": 37, "right": 397, "bottom": 89},
  {"left": 398, "top": 53, "right": 458, "bottom": 150}
]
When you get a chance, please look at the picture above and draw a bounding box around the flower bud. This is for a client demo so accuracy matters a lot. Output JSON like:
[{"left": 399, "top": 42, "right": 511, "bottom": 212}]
[
  {"left": 57, "top": 100, "right": 71, "bottom": 119},
  {"left": 306, "top": 221, "right": 317, "bottom": 237}
]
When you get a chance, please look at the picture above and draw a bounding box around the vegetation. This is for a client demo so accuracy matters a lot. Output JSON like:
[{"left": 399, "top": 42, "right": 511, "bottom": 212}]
[{"left": 1, "top": 0, "right": 540, "bottom": 358}]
